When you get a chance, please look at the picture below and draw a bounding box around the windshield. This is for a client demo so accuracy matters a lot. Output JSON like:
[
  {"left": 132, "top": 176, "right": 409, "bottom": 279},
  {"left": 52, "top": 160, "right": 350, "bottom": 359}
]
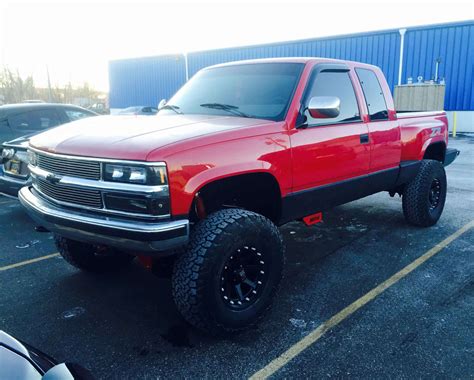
[{"left": 160, "top": 63, "right": 304, "bottom": 121}]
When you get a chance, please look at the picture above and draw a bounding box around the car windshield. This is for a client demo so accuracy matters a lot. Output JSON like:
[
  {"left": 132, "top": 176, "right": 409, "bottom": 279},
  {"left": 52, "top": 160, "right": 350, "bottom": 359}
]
[{"left": 160, "top": 63, "right": 304, "bottom": 121}]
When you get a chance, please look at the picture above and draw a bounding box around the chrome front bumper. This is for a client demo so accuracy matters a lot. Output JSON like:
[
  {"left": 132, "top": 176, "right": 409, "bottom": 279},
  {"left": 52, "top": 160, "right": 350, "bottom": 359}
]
[{"left": 18, "top": 186, "right": 189, "bottom": 254}]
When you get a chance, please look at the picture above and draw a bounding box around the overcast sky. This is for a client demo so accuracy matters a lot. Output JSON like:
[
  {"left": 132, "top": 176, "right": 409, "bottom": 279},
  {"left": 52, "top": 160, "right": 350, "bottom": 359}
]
[{"left": 0, "top": 0, "right": 472, "bottom": 91}]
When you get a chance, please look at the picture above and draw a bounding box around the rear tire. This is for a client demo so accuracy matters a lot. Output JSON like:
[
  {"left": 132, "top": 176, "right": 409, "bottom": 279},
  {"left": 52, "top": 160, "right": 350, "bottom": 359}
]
[
  {"left": 171, "top": 208, "right": 284, "bottom": 335},
  {"left": 402, "top": 159, "right": 447, "bottom": 227},
  {"left": 54, "top": 235, "right": 134, "bottom": 273}
]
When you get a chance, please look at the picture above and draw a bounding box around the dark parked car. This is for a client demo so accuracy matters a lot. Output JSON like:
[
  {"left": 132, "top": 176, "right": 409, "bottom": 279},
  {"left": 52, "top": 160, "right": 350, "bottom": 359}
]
[
  {"left": 118, "top": 106, "right": 158, "bottom": 115},
  {"left": 0, "top": 103, "right": 97, "bottom": 197},
  {"left": 0, "top": 330, "right": 92, "bottom": 379}
]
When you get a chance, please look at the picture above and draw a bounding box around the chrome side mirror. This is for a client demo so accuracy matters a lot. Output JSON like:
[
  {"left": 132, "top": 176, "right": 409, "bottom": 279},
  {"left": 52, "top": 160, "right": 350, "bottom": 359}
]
[
  {"left": 307, "top": 96, "right": 340, "bottom": 119},
  {"left": 158, "top": 99, "right": 167, "bottom": 110}
]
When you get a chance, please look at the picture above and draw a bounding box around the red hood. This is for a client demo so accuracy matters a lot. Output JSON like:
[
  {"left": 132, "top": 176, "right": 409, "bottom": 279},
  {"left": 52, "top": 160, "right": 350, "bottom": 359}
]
[{"left": 29, "top": 114, "right": 270, "bottom": 161}]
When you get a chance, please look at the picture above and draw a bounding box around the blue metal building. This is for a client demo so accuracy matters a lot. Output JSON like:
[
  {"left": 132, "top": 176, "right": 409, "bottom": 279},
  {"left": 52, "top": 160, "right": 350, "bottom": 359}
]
[
  {"left": 109, "top": 20, "right": 473, "bottom": 112},
  {"left": 108, "top": 54, "right": 186, "bottom": 109}
]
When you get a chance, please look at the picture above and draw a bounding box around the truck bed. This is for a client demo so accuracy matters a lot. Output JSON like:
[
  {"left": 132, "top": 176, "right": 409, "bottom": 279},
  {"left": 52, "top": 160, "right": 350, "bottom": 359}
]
[{"left": 397, "top": 110, "right": 446, "bottom": 119}]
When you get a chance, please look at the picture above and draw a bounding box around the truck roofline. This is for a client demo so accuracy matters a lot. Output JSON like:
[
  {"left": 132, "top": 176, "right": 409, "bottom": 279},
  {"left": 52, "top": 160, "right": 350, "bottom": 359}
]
[{"left": 204, "top": 57, "right": 380, "bottom": 71}]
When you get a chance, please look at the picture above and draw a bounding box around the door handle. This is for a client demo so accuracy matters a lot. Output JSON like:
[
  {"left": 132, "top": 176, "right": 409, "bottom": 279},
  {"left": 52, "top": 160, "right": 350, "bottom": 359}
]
[{"left": 360, "top": 133, "right": 369, "bottom": 144}]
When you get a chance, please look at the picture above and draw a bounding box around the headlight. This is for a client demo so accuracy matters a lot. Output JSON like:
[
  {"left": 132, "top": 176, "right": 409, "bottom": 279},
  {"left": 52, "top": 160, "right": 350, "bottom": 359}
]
[
  {"left": 15, "top": 150, "right": 28, "bottom": 163},
  {"left": 103, "top": 164, "right": 167, "bottom": 185},
  {"left": 27, "top": 150, "right": 37, "bottom": 166},
  {"left": 1, "top": 148, "right": 15, "bottom": 160}
]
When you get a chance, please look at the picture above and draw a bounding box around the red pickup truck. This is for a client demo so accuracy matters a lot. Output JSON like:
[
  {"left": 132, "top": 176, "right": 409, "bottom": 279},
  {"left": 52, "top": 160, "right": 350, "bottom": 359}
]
[{"left": 19, "top": 58, "right": 459, "bottom": 334}]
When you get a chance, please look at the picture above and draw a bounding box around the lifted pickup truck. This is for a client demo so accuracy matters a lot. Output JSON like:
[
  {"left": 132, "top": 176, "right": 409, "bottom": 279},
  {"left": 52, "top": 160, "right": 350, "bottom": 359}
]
[{"left": 19, "top": 58, "right": 459, "bottom": 334}]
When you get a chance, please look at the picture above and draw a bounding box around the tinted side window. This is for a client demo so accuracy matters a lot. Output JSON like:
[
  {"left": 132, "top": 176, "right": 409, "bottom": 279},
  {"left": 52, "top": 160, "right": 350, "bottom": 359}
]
[
  {"left": 65, "top": 109, "right": 93, "bottom": 121},
  {"left": 0, "top": 119, "right": 13, "bottom": 143},
  {"left": 355, "top": 68, "right": 388, "bottom": 120},
  {"left": 8, "top": 113, "right": 31, "bottom": 132},
  {"left": 305, "top": 71, "right": 360, "bottom": 126},
  {"left": 8, "top": 109, "right": 62, "bottom": 134}
]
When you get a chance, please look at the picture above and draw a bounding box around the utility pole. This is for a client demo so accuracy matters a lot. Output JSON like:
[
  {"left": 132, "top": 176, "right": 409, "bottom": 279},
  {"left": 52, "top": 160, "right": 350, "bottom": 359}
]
[
  {"left": 398, "top": 28, "right": 407, "bottom": 86},
  {"left": 46, "top": 65, "right": 52, "bottom": 102}
]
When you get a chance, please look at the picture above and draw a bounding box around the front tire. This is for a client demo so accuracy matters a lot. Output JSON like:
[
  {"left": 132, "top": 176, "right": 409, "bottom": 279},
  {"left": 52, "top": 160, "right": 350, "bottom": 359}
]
[
  {"left": 402, "top": 159, "right": 447, "bottom": 227},
  {"left": 172, "top": 208, "right": 284, "bottom": 335},
  {"left": 54, "top": 235, "right": 134, "bottom": 273}
]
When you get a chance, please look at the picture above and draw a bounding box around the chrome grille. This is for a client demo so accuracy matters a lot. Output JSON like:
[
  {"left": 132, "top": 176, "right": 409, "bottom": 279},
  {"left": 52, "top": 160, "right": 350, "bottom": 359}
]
[
  {"left": 37, "top": 153, "right": 101, "bottom": 180},
  {"left": 36, "top": 178, "right": 103, "bottom": 209}
]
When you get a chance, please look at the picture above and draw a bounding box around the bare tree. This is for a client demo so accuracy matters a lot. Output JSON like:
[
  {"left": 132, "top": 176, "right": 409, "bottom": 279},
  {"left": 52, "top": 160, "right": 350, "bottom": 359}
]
[
  {"left": 0, "top": 66, "right": 105, "bottom": 107},
  {"left": 0, "top": 67, "right": 38, "bottom": 103}
]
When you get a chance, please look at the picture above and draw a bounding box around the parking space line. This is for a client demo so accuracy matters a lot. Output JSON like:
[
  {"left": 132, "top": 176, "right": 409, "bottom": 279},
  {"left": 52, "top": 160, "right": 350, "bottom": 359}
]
[
  {"left": 250, "top": 220, "right": 474, "bottom": 380},
  {"left": 0, "top": 253, "right": 60, "bottom": 272}
]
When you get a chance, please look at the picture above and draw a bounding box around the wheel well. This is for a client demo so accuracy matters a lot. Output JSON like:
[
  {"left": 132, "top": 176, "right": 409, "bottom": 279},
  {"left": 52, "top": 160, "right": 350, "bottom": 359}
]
[
  {"left": 424, "top": 142, "right": 446, "bottom": 162},
  {"left": 190, "top": 173, "right": 282, "bottom": 224}
]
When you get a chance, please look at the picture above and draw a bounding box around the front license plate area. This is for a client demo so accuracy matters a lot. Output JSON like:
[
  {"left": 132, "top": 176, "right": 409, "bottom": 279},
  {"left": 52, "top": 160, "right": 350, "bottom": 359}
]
[{"left": 6, "top": 159, "right": 21, "bottom": 175}]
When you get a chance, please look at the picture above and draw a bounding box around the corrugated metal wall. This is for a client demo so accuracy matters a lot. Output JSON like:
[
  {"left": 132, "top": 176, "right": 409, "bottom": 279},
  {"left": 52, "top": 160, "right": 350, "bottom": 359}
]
[
  {"left": 402, "top": 22, "right": 473, "bottom": 111},
  {"left": 108, "top": 54, "right": 186, "bottom": 109},
  {"left": 187, "top": 30, "right": 401, "bottom": 92},
  {"left": 108, "top": 21, "right": 473, "bottom": 111}
]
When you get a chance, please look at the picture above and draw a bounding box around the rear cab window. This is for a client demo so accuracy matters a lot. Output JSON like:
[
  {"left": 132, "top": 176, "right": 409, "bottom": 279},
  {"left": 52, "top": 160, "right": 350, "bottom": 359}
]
[
  {"left": 304, "top": 70, "right": 361, "bottom": 126},
  {"left": 355, "top": 68, "right": 389, "bottom": 121}
]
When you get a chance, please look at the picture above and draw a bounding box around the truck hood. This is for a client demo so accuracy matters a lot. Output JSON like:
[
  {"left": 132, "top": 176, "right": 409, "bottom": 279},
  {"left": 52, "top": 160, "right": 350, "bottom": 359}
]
[{"left": 29, "top": 114, "right": 270, "bottom": 161}]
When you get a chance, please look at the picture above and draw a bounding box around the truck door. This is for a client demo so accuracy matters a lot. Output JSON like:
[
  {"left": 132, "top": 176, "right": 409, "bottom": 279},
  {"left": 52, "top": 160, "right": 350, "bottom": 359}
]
[
  {"left": 354, "top": 68, "right": 401, "bottom": 174},
  {"left": 290, "top": 66, "right": 370, "bottom": 192},
  {"left": 282, "top": 65, "right": 371, "bottom": 221}
]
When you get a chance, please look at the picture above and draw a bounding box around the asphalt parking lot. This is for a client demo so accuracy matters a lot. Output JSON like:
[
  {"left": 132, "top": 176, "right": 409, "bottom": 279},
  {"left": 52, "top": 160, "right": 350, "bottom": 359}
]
[{"left": 1, "top": 136, "right": 473, "bottom": 379}]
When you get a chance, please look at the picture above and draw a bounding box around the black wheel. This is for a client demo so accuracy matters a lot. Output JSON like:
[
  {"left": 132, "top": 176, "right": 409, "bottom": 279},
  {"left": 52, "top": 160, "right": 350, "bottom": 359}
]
[
  {"left": 54, "top": 235, "right": 134, "bottom": 273},
  {"left": 172, "top": 208, "right": 284, "bottom": 335},
  {"left": 402, "top": 159, "right": 447, "bottom": 227}
]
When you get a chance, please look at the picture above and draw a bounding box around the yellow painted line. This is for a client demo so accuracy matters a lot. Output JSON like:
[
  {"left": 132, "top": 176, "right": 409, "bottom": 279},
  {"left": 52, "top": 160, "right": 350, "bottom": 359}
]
[
  {"left": 250, "top": 220, "right": 474, "bottom": 380},
  {"left": 452, "top": 111, "right": 457, "bottom": 137},
  {"left": 0, "top": 253, "right": 60, "bottom": 272}
]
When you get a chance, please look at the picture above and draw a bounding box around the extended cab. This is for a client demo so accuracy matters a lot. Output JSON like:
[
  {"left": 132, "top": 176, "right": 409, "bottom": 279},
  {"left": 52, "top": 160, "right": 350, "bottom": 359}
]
[{"left": 19, "top": 58, "right": 459, "bottom": 334}]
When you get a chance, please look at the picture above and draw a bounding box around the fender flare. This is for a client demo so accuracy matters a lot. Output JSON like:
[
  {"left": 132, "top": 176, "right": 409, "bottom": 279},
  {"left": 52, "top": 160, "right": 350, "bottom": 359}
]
[
  {"left": 419, "top": 135, "right": 446, "bottom": 161},
  {"left": 184, "top": 161, "right": 281, "bottom": 197}
]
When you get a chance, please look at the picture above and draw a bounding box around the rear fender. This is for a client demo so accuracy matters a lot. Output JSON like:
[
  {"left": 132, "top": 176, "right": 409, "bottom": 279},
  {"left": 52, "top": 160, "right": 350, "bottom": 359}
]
[{"left": 420, "top": 134, "right": 447, "bottom": 161}]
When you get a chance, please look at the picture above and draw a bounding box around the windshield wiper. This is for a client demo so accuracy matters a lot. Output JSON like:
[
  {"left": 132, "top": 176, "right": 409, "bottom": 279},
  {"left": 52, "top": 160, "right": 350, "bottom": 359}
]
[
  {"left": 200, "top": 103, "right": 252, "bottom": 118},
  {"left": 160, "top": 104, "right": 183, "bottom": 114}
]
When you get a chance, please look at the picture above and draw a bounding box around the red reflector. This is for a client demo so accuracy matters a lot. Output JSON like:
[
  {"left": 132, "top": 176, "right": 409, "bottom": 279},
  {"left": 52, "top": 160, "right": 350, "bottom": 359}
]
[{"left": 303, "top": 212, "right": 323, "bottom": 226}]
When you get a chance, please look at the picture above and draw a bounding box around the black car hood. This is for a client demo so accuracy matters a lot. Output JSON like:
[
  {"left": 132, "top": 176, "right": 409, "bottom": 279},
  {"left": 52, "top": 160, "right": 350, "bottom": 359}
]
[{"left": 2, "top": 134, "right": 32, "bottom": 149}]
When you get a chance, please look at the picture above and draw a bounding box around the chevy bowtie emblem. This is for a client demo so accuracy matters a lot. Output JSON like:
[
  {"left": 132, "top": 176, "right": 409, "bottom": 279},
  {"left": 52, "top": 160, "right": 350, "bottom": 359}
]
[{"left": 45, "top": 173, "right": 62, "bottom": 184}]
